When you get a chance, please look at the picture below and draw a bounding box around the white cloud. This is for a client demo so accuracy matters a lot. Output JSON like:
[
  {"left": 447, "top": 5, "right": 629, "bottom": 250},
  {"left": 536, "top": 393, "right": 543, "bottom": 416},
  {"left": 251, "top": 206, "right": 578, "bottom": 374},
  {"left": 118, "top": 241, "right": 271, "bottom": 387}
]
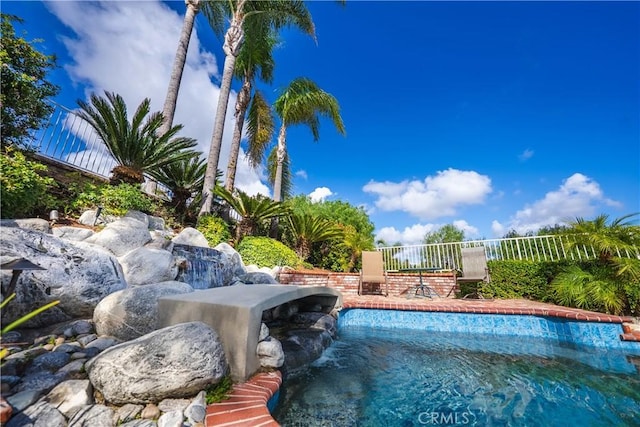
[
  {"left": 495, "top": 173, "right": 622, "bottom": 235},
  {"left": 363, "top": 168, "right": 492, "bottom": 220},
  {"left": 46, "top": 1, "right": 266, "bottom": 192},
  {"left": 452, "top": 219, "right": 480, "bottom": 238},
  {"left": 518, "top": 148, "right": 534, "bottom": 161},
  {"left": 308, "top": 187, "right": 333, "bottom": 202},
  {"left": 295, "top": 170, "right": 308, "bottom": 180},
  {"left": 375, "top": 223, "right": 436, "bottom": 246}
]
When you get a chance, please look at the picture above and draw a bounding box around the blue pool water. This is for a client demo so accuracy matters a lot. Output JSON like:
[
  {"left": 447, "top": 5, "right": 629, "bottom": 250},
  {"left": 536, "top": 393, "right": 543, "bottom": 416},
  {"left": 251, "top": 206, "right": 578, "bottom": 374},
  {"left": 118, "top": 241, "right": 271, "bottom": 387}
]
[{"left": 273, "top": 319, "right": 640, "bottom": 426}]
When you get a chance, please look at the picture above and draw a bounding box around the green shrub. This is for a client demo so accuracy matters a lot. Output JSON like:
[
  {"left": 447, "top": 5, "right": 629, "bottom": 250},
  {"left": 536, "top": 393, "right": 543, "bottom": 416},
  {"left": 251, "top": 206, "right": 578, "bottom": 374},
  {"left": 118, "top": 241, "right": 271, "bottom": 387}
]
[
  {"left": 0, "top": 148, "right": 57, "bottom": 218},
  {"left": 480, "top": 260, "right": 554, "bottom": 300},
  {"left": 71, "top": 183, "right": 156, "bottom": 216},
  {"left": 236, "top": 236, "right": 301, "bottom": 269},
  {"left": 197, "top": 214, "right": 232, "bottom": 247}
]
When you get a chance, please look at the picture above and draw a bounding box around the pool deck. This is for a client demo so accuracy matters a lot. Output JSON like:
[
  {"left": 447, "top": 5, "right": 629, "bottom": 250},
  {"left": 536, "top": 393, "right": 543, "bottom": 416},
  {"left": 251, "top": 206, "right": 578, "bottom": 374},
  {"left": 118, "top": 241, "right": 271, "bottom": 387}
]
[{"left": 205, "top": 295, "right": 640, "bottom": 427}]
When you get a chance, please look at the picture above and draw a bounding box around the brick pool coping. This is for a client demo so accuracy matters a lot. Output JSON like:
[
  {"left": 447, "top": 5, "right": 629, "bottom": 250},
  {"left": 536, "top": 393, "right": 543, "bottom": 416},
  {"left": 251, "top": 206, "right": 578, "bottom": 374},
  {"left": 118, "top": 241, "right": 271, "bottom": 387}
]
[{"left": 205, "top": 296, "right": 639, "bottom": 426}]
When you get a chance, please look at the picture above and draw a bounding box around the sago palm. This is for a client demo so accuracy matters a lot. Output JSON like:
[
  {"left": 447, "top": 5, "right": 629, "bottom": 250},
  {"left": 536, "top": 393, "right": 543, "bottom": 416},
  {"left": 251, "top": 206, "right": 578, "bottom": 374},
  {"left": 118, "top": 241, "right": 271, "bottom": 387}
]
[
  {"left": 148, "top": 153, "right": 206, "bottom": 221},
  {"left": 199, "top": 0, "right": 315, "bottom": 215},
  {"left": 214, "top": 186, "right": 289, "bottom": 243},
  {"left": 272, "top": 77, "right": 345, "bottom": 202},
  {"left": 287, "top": 212, "right": 344, "bottom": 261},
  {"left": 76, "top": 91, "right": 197, "bottom": 185}
]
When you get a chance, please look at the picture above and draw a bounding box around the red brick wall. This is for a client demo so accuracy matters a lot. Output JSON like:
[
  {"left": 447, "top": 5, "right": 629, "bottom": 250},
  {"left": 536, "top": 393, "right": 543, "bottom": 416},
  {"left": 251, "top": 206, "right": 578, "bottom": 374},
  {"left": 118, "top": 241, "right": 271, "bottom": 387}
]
[{"left": 277, "top": 271, "right": 459, "bottom": 298}]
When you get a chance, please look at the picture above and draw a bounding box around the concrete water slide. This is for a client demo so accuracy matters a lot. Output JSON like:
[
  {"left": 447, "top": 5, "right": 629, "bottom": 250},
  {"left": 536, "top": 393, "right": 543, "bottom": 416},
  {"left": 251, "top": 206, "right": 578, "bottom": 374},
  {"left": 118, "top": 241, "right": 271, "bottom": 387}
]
[{"left": 158, "top": 285, "right": 341, "bottom": 382}]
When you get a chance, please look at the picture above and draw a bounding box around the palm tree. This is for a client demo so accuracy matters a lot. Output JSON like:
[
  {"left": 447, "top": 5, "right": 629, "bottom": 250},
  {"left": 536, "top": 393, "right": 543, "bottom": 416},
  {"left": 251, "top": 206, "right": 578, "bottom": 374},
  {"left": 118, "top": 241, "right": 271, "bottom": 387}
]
[
  {"left": 214, "top": 185, "right": 289, "bottom": 243},
  {"left": 76, "top": 91, "right": 197, "bottom": 185},
  {"left": 159, "top": 0, "right": 226, "bottom": 136},
  {"left": 272, "top": 77, "right": 345, "bottom": 202},
  {"left": 199, "top": 0, "right": 315, "bottom": 216},
  {"left": 287, "top": 212, "right": 344, "bottom": 261},
  {"left": 550, "top": 213, "right": 640, "bottom": 315},
  {"left": 224, "top": 23, "right": 277, "bottom": 192},
  {"left": 148, "top": 153, "right": 206, "bottom": 222}
]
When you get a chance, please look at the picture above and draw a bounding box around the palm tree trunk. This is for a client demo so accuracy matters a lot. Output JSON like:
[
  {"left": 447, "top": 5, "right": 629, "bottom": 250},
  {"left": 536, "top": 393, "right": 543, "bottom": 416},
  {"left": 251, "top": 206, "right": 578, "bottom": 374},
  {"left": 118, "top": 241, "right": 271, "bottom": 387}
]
[
  {"left": 159, "top": 0, "right": 200, "bottom": 136},
  {"left": 200, "top": 5, "right": 246, "bottom": 216},
  {"left": 273, "top": 123, "right": 287, "bottom": 202},
  {"left": 224, "top": 76, "right": 252, "bottom": 192}
]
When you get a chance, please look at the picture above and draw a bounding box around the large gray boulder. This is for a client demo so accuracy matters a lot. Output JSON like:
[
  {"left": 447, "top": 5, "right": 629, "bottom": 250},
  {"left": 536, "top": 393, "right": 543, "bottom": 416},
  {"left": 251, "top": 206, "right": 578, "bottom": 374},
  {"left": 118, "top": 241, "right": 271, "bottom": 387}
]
[
  {"left": 214, "top": 242, "right": 246, "bottom": 277},
  {"left": 119, "top": 247, "right": 179, "bottom": 286},
  {"left": 0, "top": 218, "right": 51, "bottom": 234},
  {"left": 93, "top": 281, "right": 194, "bottom": 341},
  {"left": 86, "top": 322, "right": 227, "bottom": 404},
  {"left": 0, "top": 228, "right": 127, "bottom": 326},
  {"left": 171, "top": 227, "right": 209, "bottom": 248},
  {"left": 84, "top": 217, "right": 152, "bottom": 257}
]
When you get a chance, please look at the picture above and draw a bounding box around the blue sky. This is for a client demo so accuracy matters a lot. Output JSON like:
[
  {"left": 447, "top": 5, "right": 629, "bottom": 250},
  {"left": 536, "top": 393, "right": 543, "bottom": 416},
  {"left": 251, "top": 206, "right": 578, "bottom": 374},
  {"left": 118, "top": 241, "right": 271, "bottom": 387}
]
[{"left": 4, "top": 1, "right": 639, "bottom": 244}]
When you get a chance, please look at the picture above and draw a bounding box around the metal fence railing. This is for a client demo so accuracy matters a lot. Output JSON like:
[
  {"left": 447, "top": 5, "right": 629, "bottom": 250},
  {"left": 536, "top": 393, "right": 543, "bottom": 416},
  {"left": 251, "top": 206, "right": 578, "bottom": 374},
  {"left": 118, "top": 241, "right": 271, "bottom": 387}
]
[
  {"left": 377, "top": 235, "right": 638, "bottom": 271},
  {"left": 24, "top": 101, "right": 168, "bottom": 197}
]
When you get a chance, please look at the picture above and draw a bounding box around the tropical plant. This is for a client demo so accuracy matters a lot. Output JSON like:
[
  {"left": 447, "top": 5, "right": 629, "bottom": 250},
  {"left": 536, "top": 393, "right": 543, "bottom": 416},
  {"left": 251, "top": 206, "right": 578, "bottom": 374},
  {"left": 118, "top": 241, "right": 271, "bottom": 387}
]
[
  {"left": 0, "top": 14, "right": 60, "bottom": 148},
  {"left": 148, "top": 153, "right": 206, "bottom": 221},
  {"left": 223, "top": 22, "right": 277, "bottom": 192},
  {"left": 286, "top": 212, "right": 344, "bottom": 261},
  {"left": 550, "top": 213, "right": 640, "bottom": 315},
  {"left": 272, "top": 77, "right": 345, "bottom": 202},
  {"left": 0, "top": 147, "right": 57, "bottom": 219},
  {"left": 159, "top": 0, "right": 226, "bottom": 135},
  {"left": 199, "top": 0, "right": 315, "bottom": 215},
  {"left": 76, "top": 91, "right": 197, "bottom": 185},
  {"left": 213, "top": 186, "right": 289, "bottom": 243}
]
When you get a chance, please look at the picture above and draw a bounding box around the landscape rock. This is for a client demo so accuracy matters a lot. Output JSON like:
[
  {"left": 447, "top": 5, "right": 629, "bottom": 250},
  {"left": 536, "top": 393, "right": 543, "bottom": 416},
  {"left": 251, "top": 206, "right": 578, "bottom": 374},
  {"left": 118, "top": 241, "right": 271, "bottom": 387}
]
[
  {"left": 45, "top": 379, "right": 93, "bottom": 418},
  {"left": 0, "top": 218, "right": 51, "bottom": 233},
  {"left": 52, "top": 226, "right": 95, "bottom": 241},
  {"left": 172, "top": 227, "right": 209, "bottom": 247},
  {"left": 86, "top": 322, "right": 227, "bottom": 404},
  {"left": 93, "top": 281, "right": 194, "bottom": 341},
  {"left": 67, "top": 404, "right": 115, "bottom": 426},
  {"left": 119, "top": 247, "right": 179, "bottom": 286},
  {"left": 84, "top": 217, "right": 152, "bottom": 257},
  {"left": 0, "top": 227, "right": 127, "bottom": 325},
  {"left": 257, "top": 336, "right": 285, "bottom": 368}
]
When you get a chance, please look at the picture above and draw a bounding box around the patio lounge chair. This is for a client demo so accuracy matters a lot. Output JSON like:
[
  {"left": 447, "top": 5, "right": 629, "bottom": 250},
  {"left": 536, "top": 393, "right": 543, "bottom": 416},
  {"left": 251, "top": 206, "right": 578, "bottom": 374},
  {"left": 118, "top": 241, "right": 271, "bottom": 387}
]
[
  {"left": 358, "top": 251, "right": 389, "bottom": 297},
  {"left": 456, "top": 247, "right": 491, "bottom": 299}
]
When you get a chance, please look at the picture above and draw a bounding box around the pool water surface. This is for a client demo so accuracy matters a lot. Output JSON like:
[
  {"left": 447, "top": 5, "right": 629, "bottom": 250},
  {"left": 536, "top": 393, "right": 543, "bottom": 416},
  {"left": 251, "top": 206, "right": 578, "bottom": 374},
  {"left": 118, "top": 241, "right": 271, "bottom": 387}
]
[{"left": 273, "top": 326, "right": 640, "bottom": 426}]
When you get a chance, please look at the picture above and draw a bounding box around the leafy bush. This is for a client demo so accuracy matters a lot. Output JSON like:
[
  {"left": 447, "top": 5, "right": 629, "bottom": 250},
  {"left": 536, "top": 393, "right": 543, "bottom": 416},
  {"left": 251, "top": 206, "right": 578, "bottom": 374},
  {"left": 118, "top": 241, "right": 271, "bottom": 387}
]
[
  {"left": 479, "top": 260, "right": 555, "bottom": 300},
  {"left": 197, "top": 214, "right": 232, "bottom": 247},
  {"left": 71, "top": 183, "right": 156, "bottom": 216},
  {"left": 0, "top": 148, "right": 57, "bottom": 218},
  {"left": 236, "top": 236, "right": 301, "bottom": 269}
]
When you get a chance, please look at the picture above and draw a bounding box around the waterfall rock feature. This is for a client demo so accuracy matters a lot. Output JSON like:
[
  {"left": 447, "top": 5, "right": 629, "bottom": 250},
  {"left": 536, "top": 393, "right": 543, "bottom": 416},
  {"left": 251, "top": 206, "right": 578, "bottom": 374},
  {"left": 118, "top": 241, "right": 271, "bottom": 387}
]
[
  {"left": 172, "top": 244, "right": 238, "bottom": 289},
  {"left": 119, "top": 247, "right": 179, "bottom": 286}
]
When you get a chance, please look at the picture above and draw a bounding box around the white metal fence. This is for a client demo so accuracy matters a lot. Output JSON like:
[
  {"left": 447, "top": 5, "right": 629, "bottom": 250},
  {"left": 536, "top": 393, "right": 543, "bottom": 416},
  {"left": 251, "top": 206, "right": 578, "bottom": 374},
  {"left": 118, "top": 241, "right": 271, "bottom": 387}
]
[{"left": 378, "top": 235, "right": 638, "bottom": 271}]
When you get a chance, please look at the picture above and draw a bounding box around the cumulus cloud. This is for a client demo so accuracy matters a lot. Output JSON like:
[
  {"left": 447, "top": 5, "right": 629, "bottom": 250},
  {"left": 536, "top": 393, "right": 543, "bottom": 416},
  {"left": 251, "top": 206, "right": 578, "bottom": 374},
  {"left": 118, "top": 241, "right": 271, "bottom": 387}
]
[
  {"left": 375, "top": 224, "right": 436, "bottom": 246},
  {"left": 46, "top": 0, "right": 266, "bottom": 193},
  {"left": 518, "top": 148, "right": 534, "bottom": 161},
  {"left": 308, "top": 187, "right": 333, "bottom": 202},
  {"left": 493, "top": 173, "right": 621, "bottom": 235},
  {"left": 452, "top": 220, "right": 480, "bottom": 238},
  {"left": 363, "top": 168, "right": 492, "bottom": 220}
]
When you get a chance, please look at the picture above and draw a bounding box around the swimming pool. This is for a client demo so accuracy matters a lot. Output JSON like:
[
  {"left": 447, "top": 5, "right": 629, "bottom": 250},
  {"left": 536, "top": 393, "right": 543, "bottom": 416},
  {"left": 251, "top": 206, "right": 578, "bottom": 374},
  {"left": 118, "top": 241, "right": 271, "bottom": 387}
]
[{"left": 273, "top": 311, "right": 640, "bottom": 426}]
